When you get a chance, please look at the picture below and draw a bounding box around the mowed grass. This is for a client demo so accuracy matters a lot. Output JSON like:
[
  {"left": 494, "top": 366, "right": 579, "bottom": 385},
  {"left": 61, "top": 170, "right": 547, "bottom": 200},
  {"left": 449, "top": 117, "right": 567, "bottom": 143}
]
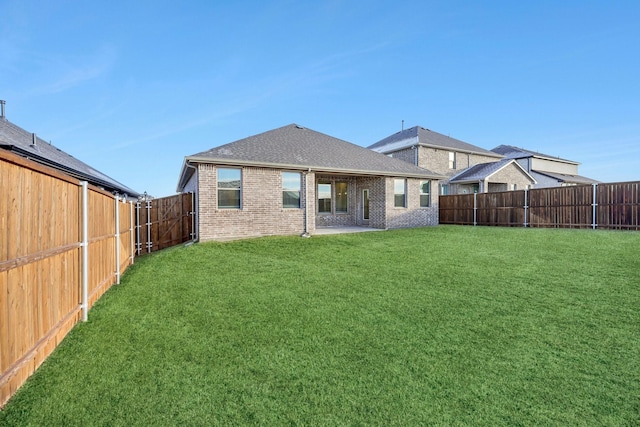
[{"left": 1, "top": 226, "right": 640, "bottom": 426}]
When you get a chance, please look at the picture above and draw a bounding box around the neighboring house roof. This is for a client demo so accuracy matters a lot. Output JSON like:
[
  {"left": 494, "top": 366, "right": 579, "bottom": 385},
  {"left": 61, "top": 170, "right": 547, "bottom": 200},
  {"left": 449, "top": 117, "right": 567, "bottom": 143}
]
[
  {"left": 177, "top": 124, "right": 443, "bottom": 191},
  {"left": 0, "top": 117, "right": 139, "bottom": 197},
  {"left": 369, "top": 126, "right": 503, "bottom": 158},
  {"left": 491, "top": 144, "right": 579, "bottom": 165},
  {"left": 449, "top": 158, "right": 536, "bottom": 184},
  {"left": 533, "top": 170, "right": 598, "bottom": 185}
]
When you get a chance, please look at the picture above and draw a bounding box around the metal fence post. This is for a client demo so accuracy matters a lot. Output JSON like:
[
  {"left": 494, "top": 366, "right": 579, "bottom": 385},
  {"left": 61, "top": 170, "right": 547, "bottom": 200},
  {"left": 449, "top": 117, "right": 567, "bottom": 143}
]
[
  {"left": 473, "top": 192, "right": 477, "bottom": 226},
  {"left": 524, "top": 188, "right": 529, "bottom": 228},
  {"left": 130, "top": 201, "right": 135, "bottom": 264},
  {"left": 81, "top": 181, "right": 89, "bottom": 322},
  {"left": 115, "top": 194, "right": 121, "bottom": 285},
  {"left": 592, "top": 183, "right": 598, "bottom": 229},
  {"left": 146, "top": 199, "right": 152, "bottom": 253}
]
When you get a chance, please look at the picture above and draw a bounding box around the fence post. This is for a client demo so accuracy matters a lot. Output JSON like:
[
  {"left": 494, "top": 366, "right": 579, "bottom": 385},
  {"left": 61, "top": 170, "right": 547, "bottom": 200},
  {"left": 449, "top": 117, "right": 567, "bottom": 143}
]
[
  {"left": 524, "top": 189, "right": 529, "bottom": 228},
  {"left": 473, "top": 192, "right": 477, "bottom": 226},
  {"left": 135, "top": 201, "right": 141, "bottom": 256},
  {"left": 146, "top": 199, "right": 152, "bottom": 253},
  {"left": 115, "top": 195, "right": 121, "bottom": 285},
  {"left": 81, "top": 181, "right": 89, "bottom": 322},
  {"left": 592, "top": 183, "right": 598, "bottom": 230},
  {"left": 130, "top": 201, "right": 135, "bottom": 263}
]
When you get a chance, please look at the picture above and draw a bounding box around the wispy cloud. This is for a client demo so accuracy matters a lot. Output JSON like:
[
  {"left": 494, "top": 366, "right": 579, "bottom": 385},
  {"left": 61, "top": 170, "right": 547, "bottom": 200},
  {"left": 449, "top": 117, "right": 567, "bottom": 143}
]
[{"left": 30, "top": 44, "right": 118, "bottom": 95}]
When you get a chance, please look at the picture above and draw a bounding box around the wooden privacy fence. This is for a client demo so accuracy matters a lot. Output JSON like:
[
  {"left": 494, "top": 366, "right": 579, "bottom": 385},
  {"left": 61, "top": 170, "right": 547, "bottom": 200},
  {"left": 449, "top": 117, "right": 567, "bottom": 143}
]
[
  {"left": 0, "top": 150, "right": 134, "bottom": 408},
  {"left": 439, "top": 181, "right": 640, "bottom": 230},
  {"left": 135, "top": 192, "right": 194, "bottom": 255}
]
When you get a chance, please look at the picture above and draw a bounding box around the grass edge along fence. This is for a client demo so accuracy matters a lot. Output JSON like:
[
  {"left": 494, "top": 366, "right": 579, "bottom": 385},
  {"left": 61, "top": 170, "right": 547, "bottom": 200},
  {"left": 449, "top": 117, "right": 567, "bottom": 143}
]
[
  {"left": 0, "top": 149, "right": 135, "bottom": 408},
  {"left": 439, "top": 181, "right": 640, "bottom": 229}
]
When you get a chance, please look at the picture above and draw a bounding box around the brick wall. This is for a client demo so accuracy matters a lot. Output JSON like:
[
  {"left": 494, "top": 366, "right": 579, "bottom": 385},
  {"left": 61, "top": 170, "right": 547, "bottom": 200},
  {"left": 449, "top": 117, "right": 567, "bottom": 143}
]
[
  {"left": 417, "top": 147, "right": 501, "bottom": 178},
  {"left": 384, "top": 177, "right": 439, "bottom": 229},
  {"left": 197, "top": 165, "right": 307, "bottom": 241},
  {"left": 193, "top": 164, "right": 438, "bottom": 240}
]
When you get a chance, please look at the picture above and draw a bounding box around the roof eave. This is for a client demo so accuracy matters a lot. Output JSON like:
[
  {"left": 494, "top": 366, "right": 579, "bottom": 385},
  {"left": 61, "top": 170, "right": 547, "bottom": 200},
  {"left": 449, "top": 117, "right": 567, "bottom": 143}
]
[{"left": 184, "top": 156, "right": 443, "bottom": 180}]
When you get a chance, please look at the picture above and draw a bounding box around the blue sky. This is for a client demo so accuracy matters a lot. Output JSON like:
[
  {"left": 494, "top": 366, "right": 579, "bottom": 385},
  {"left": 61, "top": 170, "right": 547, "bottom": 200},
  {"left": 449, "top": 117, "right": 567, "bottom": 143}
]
[{"left": 1, "top": 1, "right": 639, "bottom": 197}]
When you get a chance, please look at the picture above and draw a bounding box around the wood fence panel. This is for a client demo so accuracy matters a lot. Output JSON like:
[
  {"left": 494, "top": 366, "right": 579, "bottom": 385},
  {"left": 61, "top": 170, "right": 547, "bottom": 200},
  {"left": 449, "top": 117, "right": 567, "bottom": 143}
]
[
  {"left": 135, "top": 193, "right": 194, "bottom": 255},
  {"left": 438, "top": 194, "right": 474, "bottom": 225},
  {"left": 529, "top": 185, "right": 593, "bottom": 228},
  {"left": 0, "top": 149, "right": 133, "bottom": 408},
  {"left": 597, "top": 182, "right": 640, "bottom": 230},
  {"left": 476, "top": 191, "right": 525, "bottom": 226},
  {"left": 440, "top": 181, "right": 640, "bottom": 230}
]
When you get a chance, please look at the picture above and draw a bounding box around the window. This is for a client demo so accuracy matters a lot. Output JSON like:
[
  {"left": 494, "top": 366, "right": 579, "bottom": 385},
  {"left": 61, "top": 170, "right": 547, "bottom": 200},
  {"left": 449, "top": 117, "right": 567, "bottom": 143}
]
[
  {"left": 217, "top": 168, "right": 241, "bottom": 209},
  {"left": 318, "top": 182, "right": 332, "bottom": 213},
  {"left": 335, "top": 181, "right": 348, "bottom": 213},
  {"left": 394, "top": 179, "right": 406, "bottom": 207},
  {"left": 420, "top": 180, "right": 431, "bottom": 207},
  {"left": 449, "top": 152, "right": 456, "bottom": 169},
  {"left": 512, "top": 184, "right": 517, "bottom": 191},
  {"left": 282, "top": 172, "right": 301, "bottom": 208},
  {"left": 441, "top": 184, "right": 449, "bottom": 195}
]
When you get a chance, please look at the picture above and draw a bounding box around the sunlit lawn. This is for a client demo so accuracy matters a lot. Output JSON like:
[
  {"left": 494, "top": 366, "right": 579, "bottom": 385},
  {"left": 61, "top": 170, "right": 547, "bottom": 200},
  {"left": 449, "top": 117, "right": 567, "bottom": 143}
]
[{"left": 1, "top": 226, "right": 639, "bottom": 426}]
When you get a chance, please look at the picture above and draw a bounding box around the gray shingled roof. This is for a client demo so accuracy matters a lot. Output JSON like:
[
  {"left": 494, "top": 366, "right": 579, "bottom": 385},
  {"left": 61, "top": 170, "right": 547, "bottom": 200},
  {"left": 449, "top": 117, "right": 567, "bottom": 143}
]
[
  {"left": 491, "top": 144, "right": 579, "bottom": 165},
  {"left": 533, "top": 170, "right": 598, "bottom": 184},
  {"left": 178, "top": 124, "right": 442, "bottom": 190},
  {"left": 449, "top": 159, "right": 517, "bottom": 183},
  {"left": 0, "top": 118, "right": 139, "bottom": 197},
  {"left": 369, "top": 126, "right": 503, "bottom": 158}
]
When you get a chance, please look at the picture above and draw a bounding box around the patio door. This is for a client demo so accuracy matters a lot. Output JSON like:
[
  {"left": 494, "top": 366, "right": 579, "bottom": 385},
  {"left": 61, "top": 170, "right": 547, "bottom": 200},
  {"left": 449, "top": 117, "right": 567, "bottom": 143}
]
[{"left": 362, "top": 189, "right": 370, "bottom": 222}]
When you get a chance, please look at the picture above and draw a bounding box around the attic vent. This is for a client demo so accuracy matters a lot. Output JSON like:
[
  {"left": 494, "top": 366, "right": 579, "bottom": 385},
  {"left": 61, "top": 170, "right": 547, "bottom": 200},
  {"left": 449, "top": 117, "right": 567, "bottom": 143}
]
[{"left": 295, "top": 125, "right": 304, "bottom": 129}]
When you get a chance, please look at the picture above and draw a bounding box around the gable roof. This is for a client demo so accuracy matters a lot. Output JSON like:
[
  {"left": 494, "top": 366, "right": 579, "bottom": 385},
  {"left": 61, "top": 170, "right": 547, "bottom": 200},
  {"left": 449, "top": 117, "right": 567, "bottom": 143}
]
[
  {"left": 177, "top": 124, "right": 442, "bottom": 191},
  {"left": 0, "top": 117, "right": 139, "bottom": 197},
  {"left": 491, "top": 144, "right": 579, "bottom": 165},
  {"left": 369, "top": 126, "right": 503, "bottom": 158},
  {"left": 449, "top": 159, "right": 536, "bottom": 184}
]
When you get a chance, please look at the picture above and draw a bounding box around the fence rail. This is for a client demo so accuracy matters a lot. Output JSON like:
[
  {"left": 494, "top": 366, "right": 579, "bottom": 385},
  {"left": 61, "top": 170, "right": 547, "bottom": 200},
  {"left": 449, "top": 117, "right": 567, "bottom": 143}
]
[
  {"left": 439, "top": 181, "right": 640, "bottom": 230},
  {"left": 0, "top": 150, "right": 134, "bottom": 408}
]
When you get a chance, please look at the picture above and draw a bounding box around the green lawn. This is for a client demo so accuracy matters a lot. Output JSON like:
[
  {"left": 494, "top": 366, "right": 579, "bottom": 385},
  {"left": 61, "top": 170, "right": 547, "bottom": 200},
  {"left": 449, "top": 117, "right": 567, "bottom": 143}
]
[{"left": 2, "top": 226, "right": 639, "bottom": 426}]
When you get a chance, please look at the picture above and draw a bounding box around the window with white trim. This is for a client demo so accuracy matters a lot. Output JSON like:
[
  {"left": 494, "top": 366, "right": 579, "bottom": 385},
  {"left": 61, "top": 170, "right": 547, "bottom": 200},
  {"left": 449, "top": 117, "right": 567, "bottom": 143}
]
[
  {"left": 420, "top": 180, "right": 431, "bottom": 207},
  {"left": 394, "top": 179, "right": 406, "bottom": 208},
  {"left": 282, "top": 172, "right": 301, "bottom": 208},
  {"left": 217, "top": 168, "right": 241, "bottom": 209}
]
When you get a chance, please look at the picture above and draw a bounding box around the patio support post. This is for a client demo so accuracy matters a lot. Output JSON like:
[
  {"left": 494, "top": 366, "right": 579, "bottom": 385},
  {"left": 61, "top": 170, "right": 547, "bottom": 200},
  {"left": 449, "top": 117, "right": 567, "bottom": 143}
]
[{"left": 81, "top": 181, "right": 89, "bottom": 322}]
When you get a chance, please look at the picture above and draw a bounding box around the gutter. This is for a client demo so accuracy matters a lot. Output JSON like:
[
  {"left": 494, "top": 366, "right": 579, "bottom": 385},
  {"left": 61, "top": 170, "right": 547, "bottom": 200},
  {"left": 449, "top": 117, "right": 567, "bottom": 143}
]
[{"left": 183, "top": 156, "right": 444, "bottom": 180}]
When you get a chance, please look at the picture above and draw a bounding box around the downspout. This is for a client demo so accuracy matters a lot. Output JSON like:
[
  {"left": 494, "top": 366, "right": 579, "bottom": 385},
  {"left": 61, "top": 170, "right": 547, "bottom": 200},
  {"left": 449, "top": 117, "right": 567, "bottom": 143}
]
[
  {"left": 184, "top": 161, "right": 199, "bottom": 242},
  {"left": 301, "top": 168, "right": 311, "bottom": 237}
]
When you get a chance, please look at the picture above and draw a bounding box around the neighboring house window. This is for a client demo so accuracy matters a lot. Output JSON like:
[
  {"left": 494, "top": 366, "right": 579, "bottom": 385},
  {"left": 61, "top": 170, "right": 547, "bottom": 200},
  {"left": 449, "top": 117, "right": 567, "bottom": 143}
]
[
  {"left": 420, "top": 180, "right": 431, "bottom": 207},
  {"left": 218, "top": 168, "right": 241, "bottom": 209},
  {"left": 449, "top": 152, "right": 456, "bottom": 169},
  {"left": 394, "top": 179, "right": 406, "bottom": 207},
  {"left": 336, "top": 181, "right": 348, "bottom": 213},
  {"left": 318, "top": 182, "right": 332, "bottom": 213},
  {"left": 282, "top": 172, "right": 301, "bottom": 208},
  {"left": 472, "top": 184, "right": 479, "bottom": 193},
  {"left": 512, "top": 184, "right": 517, "bottom": 191},
  {"left": 441, "top": 184, "right": 449, "bottom": 195}
]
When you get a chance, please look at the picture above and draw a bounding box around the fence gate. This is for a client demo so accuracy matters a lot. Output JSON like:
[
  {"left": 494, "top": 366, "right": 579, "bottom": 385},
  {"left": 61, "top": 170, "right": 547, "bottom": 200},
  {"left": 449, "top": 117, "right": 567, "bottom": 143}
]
[{"left": 136, "top": 192, "right": 195, "bottom": 255}]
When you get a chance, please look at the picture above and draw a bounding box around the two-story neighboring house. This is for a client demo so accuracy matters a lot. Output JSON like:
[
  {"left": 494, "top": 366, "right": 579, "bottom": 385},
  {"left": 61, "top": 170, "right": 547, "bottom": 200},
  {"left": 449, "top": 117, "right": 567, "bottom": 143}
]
[
  {"left": 491, "top": 145, "right": 598, "bottom": 188},
  {"left": 369, "top": 126, "right": 535, "bottom": 194}
]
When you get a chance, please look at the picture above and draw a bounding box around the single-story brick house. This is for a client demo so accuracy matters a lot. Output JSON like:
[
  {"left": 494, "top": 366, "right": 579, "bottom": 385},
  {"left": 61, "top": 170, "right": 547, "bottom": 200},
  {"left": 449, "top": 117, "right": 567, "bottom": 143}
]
[{"left": 176, "top": 124, "right": 443, "bottom": 241}]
